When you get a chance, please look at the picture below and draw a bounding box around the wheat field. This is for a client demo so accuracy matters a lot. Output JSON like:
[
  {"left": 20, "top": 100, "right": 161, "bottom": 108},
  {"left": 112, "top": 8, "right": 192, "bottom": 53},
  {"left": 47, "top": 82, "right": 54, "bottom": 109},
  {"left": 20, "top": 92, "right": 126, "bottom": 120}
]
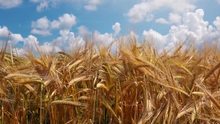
[{"left": 0, "top": 38, "right": 220, "bottom": 124}]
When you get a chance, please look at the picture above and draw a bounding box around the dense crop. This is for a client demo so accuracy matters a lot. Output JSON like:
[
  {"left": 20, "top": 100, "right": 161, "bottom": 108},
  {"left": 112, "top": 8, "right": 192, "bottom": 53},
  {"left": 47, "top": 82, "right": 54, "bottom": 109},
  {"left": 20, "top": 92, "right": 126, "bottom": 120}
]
[{"left": 1, "top": 38, "right": 220, "bottom": 124}]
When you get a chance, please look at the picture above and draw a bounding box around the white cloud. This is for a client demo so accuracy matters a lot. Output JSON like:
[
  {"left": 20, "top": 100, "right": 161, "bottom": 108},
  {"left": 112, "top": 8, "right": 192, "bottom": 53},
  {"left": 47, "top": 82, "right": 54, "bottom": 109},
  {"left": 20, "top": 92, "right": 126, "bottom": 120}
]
[
  {"left": 143, "top": 9, "right": 219, "bottom": 51},
  {"left": 36, "top": 1, "right": 48, "bottom": 12},
  {"left": 143, "top": 29, "right": 167, "bottom": 49},
  {"left": 1, "top": 24, "right": 113, "bottom": 55},
  {"left": 0, "top": 0, "right": 22, "bottom": 9},
  {"left": 93, "top": 31, "right": 114, "bottom": 46},
  {"left": 52, "top": 30, "right": 84, "bottom": 51},
  {"left": 169, "top": 13, "right": 182, "bottom": 24},
  {"left": 217, "top": 0, "right": 220, "bottom": 4},
  {"left": 143, "top": 29, "right": 165, "bottom": 43},
  {"left": 19, "top": 30, "right": 84, "bottom": 55},
  {"left": 30, "top": 0, "right": 51, "bottom": 12},
  {"left": 155, "top": 12, "right": 187, "bottom": 25},
  {"left": 5, "top": 8, "right": 220, "bottom": 56},
  {"left": 78, "top": 26, "right": 90, "bottom": 36},
  {"left": 20, "top": 35, "right": 57, "bottom": 54},
  {"left": 11, "top": 34, "right": 23, "bottom": 43},
  {"left": 0, "top": 26, "right": 24, "bottom": 44},
  {"left": 30, "top": 0, "right": 102, "bottom": 12},
  {"left": 0, "top": 26, "right": 10, "bottom": 37},
  {"left": 155, "top": 18, "right": 169, "bottom": 24},
  {"left": 31, "top": 29, "right": 51, "bottom": 36},
  {"left": 12, "top": 34, "right": 40, "bottom": 55},
  {"left": 78, "top": 26, "right": 116, "bottom": 46},
  {"left": 56, "top": 13, "right": 77, "bottom": 30},
  {"left": 0, "top": 27, "right": 79, "bottom": 55},
  {"left": 31, "top": 16, "right": 50, "bottom": 29},
  {"left": 214, "top": 17, "right": 220, "bottom": 30},
  {"left": 127, "top": 0, "right": 196, "bottom": 23},
  {"left": 84, "top": 0, "right": 102, "bottom": 11},
  {"left": 0, "top": 25, "right": 83, "bottom": 55},
  {"left": 112, "top": 22, "right": 121, "bottom": 35},
  {"left": 24, "top": 35, "right": 39, "bottom": 48},
  {"left": 20, "top": 35, "right": 60, "bottom": 54},
  {"left": 40, "top": 42, "right": 61, "bottom": 54},
  {"left": 155, "top": 13, "right": 182, "bottom": 25},
  {"left": 31, "top": 13, "right": 77, "bottom": 36},
  {"left": 168, "top": 25, "right": 198, "bottom": 44},
  {"left": 182, "top": 9, "right": 209, "bottom": 38},
  {"left": 31, "top": 16, "right": 51, "bottom": 36},
  {"left": 51, "top": 20, "right": 60, "bottom": 29}
]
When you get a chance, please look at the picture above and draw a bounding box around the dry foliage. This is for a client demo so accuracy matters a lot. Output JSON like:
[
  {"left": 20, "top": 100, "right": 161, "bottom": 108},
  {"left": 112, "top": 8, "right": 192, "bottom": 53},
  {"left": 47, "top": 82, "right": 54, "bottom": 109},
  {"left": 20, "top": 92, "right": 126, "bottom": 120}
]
[{"left": 1, "top": 38, "right": 220, "bottom": 124}]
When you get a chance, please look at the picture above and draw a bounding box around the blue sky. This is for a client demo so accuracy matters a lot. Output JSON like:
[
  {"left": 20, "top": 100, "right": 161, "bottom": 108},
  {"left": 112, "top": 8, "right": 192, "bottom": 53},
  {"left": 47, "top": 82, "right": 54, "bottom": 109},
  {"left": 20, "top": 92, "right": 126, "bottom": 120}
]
[{"left": 0, "top": 0, "right": 220, "bottom": 54}]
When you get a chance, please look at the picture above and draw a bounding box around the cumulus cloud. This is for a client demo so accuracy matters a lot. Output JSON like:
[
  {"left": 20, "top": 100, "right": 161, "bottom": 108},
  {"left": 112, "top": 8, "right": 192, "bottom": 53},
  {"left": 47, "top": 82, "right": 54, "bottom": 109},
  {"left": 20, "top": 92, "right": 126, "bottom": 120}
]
[
  {"left": 24, "top": 35, "right": 39, "bottom": 49},
  {"left": 78, "top": 26, "right": 116, "bottom": 46},
  {"left": 31, "top": 13, "right": 77, "bottom": 36},
  {"left": 155, "top": 18, "right": 169, "bottom": 24},
  {"left": 18, "top": 35, "right": 59, "bottom": 55},
  {"left": 155, "top": 13, "right": 182, "bottom": 25},
  {"left": 143, "top": 9, "right": 220, "bottom": 51},
  {"left": 0, "top": 26, "right": 24, "bottom": 55},
  {"left": 52, "top": 30, "right": 84, "bottom": 51},
  {"left": 53, "top": 13, "right": 77, "bottom": 30},
  {"left": 2, "top": 24, "right": 115, "bottom": 55},
  {"left": 5, "top": 7, "right": 220, "bottom": 56},
  {"left": 0, "top": 26, "right": 10, "bottom": 37},
  {"left": 38, "top": 31, "right": 83, "bottom": 54},
  {"left": 169, "top": 13, "right": 182, "bottom": 24},
  {"left": 17, "top": 30, "right": 85, "bottom": 55},
  {"left": 93, "top": 31, "right": 114, "bottom": 46},
  {"left": 31, "top": 16, "right": 51, "bottom": 36},
  {"left": 0, "top": 0, "right": 22, "bottom": 9},
  {"left": 78, "top": 26, "right": 90, "bottom": 36},
  {"left": 143, "top": 29, "right": 166, "bottom": 48},
  {"left": 0, "top": 26, "right": 24, "bottom": 44},
  {"left": 77, "top": 26, "right": 116, "bottom": 46},
  {"left": 112, "top": 22, "right": 121, "bottom": 35},
  {"left": 214, "top": 17, "right": 220, "bottom": 30},
  {"left": 127, "top": 0, "right": 196, "bottom": 23},
  {"left": 1, "top": 25, "right": 85, "bottom": 55},
  {"left": 10, "top": 33, "right": 23, "bottom": 43}
]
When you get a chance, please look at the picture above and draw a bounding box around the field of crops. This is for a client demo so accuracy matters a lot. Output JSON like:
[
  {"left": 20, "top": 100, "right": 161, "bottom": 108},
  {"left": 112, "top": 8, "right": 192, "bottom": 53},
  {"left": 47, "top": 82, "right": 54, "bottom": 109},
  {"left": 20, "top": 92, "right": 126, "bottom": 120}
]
[{"left": 1, "top": 39, "right": 220, "bottom": 124}]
